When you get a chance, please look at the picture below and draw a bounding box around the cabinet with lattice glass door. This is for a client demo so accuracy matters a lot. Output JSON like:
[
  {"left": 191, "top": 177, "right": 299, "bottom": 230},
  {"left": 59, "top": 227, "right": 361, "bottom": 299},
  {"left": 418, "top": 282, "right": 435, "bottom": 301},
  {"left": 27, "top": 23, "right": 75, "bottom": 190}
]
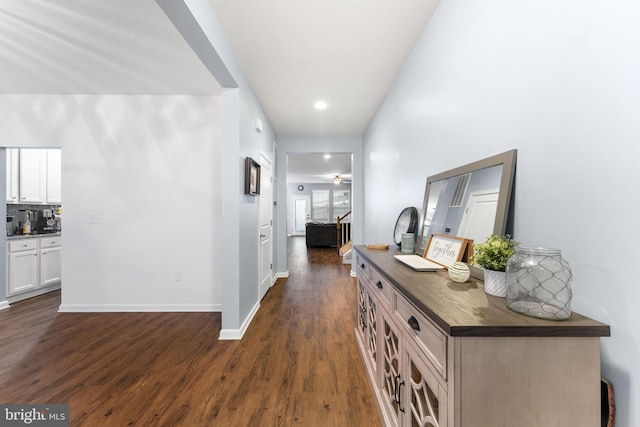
[
  {"left": 356, "top": 277, "right": 378, "bottom": 377},
  {"left": 378, "top": 303, "right": 448, "bottom": 427}
]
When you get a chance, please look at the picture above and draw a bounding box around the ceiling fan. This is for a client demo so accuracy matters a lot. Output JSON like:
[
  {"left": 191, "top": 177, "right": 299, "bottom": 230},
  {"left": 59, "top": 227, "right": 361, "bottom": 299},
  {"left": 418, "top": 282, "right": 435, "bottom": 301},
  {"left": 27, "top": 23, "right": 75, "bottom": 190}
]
[{"left": 332, "top": 174, "right": 352, "bottom": 184}]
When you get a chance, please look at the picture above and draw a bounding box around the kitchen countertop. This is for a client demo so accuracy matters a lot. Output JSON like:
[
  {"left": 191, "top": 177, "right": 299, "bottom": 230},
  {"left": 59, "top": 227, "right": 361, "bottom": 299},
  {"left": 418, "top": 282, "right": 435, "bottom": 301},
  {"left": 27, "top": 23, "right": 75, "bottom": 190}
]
[{"left": 7, "top": 232, "right": 61, "bottom": 240}]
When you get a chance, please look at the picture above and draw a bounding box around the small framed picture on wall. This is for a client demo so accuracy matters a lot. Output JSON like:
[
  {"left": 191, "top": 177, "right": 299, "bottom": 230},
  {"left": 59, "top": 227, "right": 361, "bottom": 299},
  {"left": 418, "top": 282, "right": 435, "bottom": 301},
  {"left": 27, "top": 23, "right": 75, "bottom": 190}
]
[{"left": 245, "top": 157, "right": 261, "bottom": 195}]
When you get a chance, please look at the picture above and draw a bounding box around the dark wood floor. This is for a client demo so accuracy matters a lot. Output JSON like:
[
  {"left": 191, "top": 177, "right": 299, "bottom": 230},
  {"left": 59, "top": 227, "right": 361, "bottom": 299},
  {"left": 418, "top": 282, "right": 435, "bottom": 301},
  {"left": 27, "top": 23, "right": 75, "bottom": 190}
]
[{"left": 0, "top": 237, "right": 379, "bottom": 426}]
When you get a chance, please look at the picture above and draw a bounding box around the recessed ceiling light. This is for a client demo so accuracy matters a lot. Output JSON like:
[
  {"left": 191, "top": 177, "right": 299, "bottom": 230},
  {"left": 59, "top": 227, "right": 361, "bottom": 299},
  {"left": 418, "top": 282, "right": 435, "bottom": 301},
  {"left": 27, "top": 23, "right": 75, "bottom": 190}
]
[
  {"left": 314, "top": 101, "right": 328, "bottom": 110},
  {"left": 324, "top": 154, "right": 331, "bottom": 159}
]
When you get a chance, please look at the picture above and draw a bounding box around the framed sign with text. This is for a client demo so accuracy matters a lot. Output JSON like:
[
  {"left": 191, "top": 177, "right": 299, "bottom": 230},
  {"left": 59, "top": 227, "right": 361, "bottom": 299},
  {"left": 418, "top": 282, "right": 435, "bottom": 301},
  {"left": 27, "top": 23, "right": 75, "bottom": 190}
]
[{"left": 423, "top": 234, "right": 470, "bottom": 268}]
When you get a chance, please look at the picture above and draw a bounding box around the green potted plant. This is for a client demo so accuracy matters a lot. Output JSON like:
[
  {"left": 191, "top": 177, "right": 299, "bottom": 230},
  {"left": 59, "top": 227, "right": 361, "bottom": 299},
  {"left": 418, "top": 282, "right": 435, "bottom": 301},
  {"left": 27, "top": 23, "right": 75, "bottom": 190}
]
[{"left": 473, "top": 234, "right": 518, "bottom": 297}]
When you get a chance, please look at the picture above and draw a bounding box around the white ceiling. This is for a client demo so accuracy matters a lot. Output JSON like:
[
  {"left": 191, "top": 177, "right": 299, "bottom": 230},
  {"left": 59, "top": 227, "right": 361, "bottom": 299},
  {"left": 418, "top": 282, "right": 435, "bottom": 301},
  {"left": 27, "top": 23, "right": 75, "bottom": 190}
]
[
  {"left": 209, "top": 0, "right": 440, "bottom": 136},
  {"left": 0, "top": 0, "right": 439, "bottom": 134},
  {"left": 287, "top": 153, "right": 352, "bottom": 184},
  {"left": 0, "top": 0, "right": 220, "bottom": 94}
]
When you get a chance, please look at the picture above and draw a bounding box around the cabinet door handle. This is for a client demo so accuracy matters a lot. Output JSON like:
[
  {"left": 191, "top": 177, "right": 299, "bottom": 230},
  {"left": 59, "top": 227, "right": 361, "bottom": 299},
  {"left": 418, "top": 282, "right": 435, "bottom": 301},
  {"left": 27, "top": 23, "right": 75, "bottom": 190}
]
[
  {"left": 397, "top": 376, "right": 405, "bottom": 413},
  {"left": 394, "top": 374, "right": 405, "bottom": 413},
  {"left": 407, "top": 316, "right": 420, "bottom": 331},
  {"left": 376, "top": 281, "right": 383, "bottom": 290}
]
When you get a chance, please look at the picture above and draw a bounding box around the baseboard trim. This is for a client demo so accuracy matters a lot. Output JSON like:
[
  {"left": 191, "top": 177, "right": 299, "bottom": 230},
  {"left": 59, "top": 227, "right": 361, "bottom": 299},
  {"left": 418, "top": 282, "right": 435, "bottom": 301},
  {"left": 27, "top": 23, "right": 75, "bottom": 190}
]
[
  {"left": 7, "top": 284, "right": 61, "bottom": 304},
  {"left": 276, "top": 271, "right": 289, "bottom": 279},
  {"left": 219, "top": 300, "right": 260, "bottom": 340},
  {"left": 58, "top": 303, "right": 222, "bottom": 312},
  {"left": 350, "top": 270, "right": 356, "bottom": 278},
  {"left": 0, "top": 300, "right": 9, "bottom": 311}
]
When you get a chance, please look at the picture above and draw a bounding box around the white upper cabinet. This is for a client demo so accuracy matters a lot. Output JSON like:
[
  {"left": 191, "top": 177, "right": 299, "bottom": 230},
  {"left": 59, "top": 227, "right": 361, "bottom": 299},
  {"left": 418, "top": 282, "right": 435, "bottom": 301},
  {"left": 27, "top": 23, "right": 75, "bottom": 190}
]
[
  {"left": 46, "top": 149, "right": 62, "bottom": 204},
  {"left": 19, "top": 149, "right": 47, "bottom": 204},
  {"left": 7, "top": 148, "right": 62, "bottom": 205},
  {"left": 6, "top": 148, "right": 19, "bottom": 203}
]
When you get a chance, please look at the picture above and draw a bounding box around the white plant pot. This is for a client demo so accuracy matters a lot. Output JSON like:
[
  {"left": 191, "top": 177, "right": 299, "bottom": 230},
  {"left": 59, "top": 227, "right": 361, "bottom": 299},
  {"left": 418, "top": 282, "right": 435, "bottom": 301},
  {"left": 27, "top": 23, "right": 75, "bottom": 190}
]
[{"left": 483, "top": 269, "right": 507, "bottom": 297}]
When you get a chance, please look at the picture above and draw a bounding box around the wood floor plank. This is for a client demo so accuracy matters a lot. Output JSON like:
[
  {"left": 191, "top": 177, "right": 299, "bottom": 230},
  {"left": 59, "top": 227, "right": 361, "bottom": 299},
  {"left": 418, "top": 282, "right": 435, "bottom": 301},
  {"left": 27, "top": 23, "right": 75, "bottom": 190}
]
[{"left": 0, "top": 237, "right": 379, "bottom": 426}]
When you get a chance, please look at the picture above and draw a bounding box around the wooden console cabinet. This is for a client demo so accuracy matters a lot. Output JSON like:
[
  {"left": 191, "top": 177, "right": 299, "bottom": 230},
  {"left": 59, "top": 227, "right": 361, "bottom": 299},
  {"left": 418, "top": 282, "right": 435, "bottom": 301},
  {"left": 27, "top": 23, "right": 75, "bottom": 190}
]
[{"left": 354, "top": 246, "right": 610, "bottom": 427}]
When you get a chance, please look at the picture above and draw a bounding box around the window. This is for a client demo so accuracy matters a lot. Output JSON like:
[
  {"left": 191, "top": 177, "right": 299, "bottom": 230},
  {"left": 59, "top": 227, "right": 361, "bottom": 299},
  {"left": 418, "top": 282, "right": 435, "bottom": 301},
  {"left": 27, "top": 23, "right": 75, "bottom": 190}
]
[
  {"left": 311, "top": 189, "right": 351, "bottom": 222},
  {"left": 333, "top": 190, "right": 351, "bottom": 220},
  {"left": 312, "top": 190, "right": 330, "bottom": 222},
  {"left": 450, "top": 173, "right": 470, "bottom": 207}
]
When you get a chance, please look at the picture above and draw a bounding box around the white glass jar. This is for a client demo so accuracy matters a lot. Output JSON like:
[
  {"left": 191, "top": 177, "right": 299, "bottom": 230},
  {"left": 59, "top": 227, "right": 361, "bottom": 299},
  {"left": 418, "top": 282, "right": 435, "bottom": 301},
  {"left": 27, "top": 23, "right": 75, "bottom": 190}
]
[{"left": 506, "top": 247, "right": 572, "bottom": 320}]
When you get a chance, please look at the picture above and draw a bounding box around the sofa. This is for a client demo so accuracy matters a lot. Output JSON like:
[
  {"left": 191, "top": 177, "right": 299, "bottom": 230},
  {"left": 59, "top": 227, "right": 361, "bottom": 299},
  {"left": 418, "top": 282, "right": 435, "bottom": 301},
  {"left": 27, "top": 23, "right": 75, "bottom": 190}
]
[{"left": 305, "top": 223, "right": 337, "bottom": 248}]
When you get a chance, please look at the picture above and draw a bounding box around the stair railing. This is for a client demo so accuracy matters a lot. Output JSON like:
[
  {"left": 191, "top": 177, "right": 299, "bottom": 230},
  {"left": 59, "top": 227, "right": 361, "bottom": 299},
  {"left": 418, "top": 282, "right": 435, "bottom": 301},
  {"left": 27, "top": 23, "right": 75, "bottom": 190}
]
[{"left": 336, "top": 211, "right": 352, "bottom": 254}]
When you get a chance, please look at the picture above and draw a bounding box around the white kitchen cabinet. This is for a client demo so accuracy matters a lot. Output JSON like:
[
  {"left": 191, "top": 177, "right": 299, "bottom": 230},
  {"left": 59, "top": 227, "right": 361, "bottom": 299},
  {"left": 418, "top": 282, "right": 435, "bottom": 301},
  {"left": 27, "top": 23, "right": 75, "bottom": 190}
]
[
  {"left": 40, "top": 236, "right": 62, "bottom": 286},
  {"left": 46, "top": 148, "right": 62, "bottom": 204},
  {"left": 6, "top": 148, "right": 61, "bottom": 205},
  {"left": 19, "top": 148, "right": 47, "bottom": 204},
  {"left": 8, "top": 239, "right": 39, "bottom": 295},
  {"left": 7, "top": 236, "right": 62, "bottom": 300},
  {"left": 6, "top": 148, "right": 19, "bottom": 203}
]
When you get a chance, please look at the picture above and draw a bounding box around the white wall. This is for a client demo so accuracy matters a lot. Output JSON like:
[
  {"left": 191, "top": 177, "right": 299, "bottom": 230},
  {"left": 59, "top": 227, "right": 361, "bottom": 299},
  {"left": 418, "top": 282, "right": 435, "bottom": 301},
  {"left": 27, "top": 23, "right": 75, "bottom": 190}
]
[
  {"left": 0, "top": 0, "right": 276, "bottom": 337},
  {"left": 364, "top": 1, "right": 640, "bottom": 424},
  {"left": 161, "top": 0, "right": 277, "bottom": 335},
  {"left": 0, "top": 94, "right": 223, "bottom": 310}
]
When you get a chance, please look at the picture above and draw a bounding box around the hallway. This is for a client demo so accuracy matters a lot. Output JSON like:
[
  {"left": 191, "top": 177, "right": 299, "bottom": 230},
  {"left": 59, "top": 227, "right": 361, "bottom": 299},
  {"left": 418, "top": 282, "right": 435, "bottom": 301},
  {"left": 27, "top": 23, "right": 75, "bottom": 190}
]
[{"left": 0, "top": 237, "right": 379, "bottom": 426}]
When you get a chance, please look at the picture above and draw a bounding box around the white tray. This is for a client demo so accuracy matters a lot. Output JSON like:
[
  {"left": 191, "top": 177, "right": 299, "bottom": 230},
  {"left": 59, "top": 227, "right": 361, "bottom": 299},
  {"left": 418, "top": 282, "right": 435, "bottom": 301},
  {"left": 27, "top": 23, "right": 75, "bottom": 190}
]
[{"left": 394, "top": 254, "right": 444, "bottom": 272}]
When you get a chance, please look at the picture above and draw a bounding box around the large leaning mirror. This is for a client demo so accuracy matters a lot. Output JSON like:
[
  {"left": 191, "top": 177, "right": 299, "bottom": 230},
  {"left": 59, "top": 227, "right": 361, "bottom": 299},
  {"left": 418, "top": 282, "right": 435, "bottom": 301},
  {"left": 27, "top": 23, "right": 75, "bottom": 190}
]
[{"left": 416, "top": 149, "right": 517, "bottom": 256}]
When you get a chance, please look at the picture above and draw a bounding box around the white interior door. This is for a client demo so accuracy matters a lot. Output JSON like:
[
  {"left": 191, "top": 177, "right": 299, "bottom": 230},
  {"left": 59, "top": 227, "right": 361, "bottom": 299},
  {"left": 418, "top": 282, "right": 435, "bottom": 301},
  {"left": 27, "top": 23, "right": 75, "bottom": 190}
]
[
  {"left": 259, "top": 153, "right": 273, "bottom": 300},
  {"left": 289, "top": 195, "right": 310, "bottom": 236},
  {"left": 458, "top": 189, "right": 499, "bottom": 244}
]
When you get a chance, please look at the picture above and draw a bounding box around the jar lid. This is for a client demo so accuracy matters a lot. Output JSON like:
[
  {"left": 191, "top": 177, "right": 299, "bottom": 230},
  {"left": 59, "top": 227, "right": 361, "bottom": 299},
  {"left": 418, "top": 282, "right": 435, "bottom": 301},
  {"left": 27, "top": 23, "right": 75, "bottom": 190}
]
[{"left": 515, "top": 246, "right": 561, "bottom": 256}]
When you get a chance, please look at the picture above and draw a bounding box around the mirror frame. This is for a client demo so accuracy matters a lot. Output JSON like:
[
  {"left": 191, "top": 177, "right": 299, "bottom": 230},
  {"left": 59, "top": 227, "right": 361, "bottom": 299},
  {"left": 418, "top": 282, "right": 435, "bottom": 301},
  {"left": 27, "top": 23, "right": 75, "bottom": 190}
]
[{"left": 416, "top": 149, "right": 517, "bottom": 269}]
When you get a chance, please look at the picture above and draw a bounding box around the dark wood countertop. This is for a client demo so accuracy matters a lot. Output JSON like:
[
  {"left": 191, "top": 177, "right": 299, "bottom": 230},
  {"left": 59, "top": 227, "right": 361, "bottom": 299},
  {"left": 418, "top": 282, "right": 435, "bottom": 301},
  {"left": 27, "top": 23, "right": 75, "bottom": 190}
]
[{"left": 355, "top": 245, "right": 610, "bottom": 338}]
